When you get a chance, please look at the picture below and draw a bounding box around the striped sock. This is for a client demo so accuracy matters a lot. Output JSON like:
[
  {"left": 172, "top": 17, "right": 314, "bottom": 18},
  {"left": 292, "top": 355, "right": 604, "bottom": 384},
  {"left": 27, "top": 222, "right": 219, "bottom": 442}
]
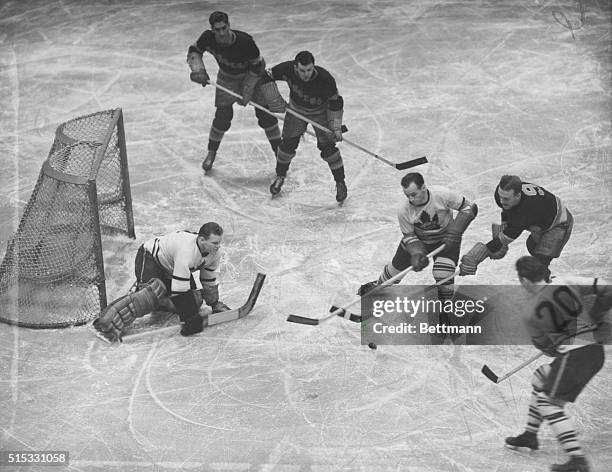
[{"left": 537, "top": 392, "right": 584, "bottom": 456}]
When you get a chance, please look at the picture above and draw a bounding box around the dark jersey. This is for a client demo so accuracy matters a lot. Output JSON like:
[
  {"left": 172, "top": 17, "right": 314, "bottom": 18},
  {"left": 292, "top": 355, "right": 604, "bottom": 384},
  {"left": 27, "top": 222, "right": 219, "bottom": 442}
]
[
  {"left": 494, "top": 182, "right": 566, "bottom": 241},
  {"left": 194, "top": 30, "right": 260, "bottom": 75},
  {"left": 525, "top": 276, "right": 610, "bottom": 352},
  {"left": 270, "top": 61, "right": 338, "bottom": 110}
]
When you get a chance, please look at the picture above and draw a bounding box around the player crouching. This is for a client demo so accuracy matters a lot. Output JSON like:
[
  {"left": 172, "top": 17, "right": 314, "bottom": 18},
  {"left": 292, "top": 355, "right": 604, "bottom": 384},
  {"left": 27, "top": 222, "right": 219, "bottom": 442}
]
[{"left": 94, "top": 222, "right": 230, "bottom": 341}]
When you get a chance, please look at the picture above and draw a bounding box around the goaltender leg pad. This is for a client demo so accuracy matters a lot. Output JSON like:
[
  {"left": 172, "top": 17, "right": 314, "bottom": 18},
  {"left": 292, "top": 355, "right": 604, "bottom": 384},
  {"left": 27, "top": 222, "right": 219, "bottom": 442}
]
[
  {"left": 171, "top": 290, "right": 203, "bottom": 321},
  {"left": 94, "top": 278, "right": 166, "bottom": 341}
]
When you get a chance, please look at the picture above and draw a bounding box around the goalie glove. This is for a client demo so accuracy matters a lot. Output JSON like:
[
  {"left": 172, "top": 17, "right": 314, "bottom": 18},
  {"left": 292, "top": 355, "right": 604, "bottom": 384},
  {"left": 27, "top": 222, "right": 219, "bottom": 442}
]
[{"left": 459, "top": 242, "right": 489, "bottom": 276}]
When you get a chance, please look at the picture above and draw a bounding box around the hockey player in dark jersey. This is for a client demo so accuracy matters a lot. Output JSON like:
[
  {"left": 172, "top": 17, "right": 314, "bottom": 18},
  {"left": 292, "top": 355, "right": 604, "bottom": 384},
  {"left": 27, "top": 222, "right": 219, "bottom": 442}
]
[
  {"left": 460, "top": 175, "right": 573, "bottom": 279},
  {"left": 267, "top": 51, "right": 348, "bottom": 202},
  {"left": 504, "top": 256, "right": 610, "bottom": 472},
  {"left": 186, "top": 11, "right": 284, "bottom": 172}
]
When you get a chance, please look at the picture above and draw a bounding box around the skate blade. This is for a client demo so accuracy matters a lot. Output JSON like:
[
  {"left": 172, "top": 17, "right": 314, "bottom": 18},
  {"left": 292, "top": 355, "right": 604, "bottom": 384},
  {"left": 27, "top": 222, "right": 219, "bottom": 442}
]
[{"left": 504, "top": 444, "right": 538, "bottom": 454}]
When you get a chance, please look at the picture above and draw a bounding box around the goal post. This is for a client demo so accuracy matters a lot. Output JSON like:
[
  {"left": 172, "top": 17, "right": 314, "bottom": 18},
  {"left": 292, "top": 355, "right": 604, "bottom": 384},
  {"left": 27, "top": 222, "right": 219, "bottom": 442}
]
[{"left": 0, "top": 108, "right": 135, "bottom": 328}]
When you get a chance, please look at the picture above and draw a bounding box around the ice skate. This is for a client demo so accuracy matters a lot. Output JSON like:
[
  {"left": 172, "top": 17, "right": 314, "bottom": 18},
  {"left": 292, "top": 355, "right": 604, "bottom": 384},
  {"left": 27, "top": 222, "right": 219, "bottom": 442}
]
[
  {"left": 550, "top": 456, "right": 589, "bottom": 472},
  {"left": 505, "top": 431, "right": 539, "bottom": 451},
  {"left": 335, "top": 181, "right": 347, "bottom": 203},
  {"left": 270, "top": 175, "right": 285, "bottom": 196},
  {"left": 202, "top": 150, "right": 217, "bottom": 173}
]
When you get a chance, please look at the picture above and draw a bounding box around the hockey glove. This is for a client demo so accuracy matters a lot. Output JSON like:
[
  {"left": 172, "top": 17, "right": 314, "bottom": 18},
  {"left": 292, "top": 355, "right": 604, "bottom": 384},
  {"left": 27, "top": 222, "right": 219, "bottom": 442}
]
[
  {"left": 211, "top": 301, "right": 231, "bottom": 313},
  {"left": 594, "top": 321, "right": 611, "bottom": 344},
  {"left": 411, "top": 253, "right": 429, "bottom": 272},
  {"left": 180, "top": 314, "right": 204, "bottom": 337},
  {"left": 190, "top": 70, "right": 210, "bottom": 87},
  {"left": 531, "top": 335, "right": 559, "bottom": 357}
]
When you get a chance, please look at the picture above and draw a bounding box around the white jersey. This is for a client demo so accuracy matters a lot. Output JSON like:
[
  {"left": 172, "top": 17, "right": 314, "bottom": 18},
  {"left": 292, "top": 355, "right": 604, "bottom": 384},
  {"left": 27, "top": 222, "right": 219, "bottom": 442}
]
[
  {"left": 142, "top": 231, "right": 221, "bottom": 294},
  {"left": 398, "top": 186, "right": 468, "bottom": 245}
]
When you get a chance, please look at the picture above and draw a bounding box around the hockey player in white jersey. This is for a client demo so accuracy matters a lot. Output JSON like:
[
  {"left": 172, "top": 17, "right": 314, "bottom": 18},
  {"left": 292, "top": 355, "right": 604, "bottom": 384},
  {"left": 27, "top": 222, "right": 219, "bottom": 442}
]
[
  {"left": 94, "top": 222, "right": 230, "bottom": 340},
  {"left": 358, "top": 172, "right": 477, "bottom": 331}
]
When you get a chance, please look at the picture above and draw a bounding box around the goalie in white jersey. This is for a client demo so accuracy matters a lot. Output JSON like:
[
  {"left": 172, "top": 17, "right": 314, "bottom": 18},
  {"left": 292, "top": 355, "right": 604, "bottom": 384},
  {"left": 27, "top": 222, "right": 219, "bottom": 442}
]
[
  {"left": 358, "top": 173, "right": 477, "bottom": 329},
  {"left": 94, "top": 222, "right": 230, "bottom": 340}
]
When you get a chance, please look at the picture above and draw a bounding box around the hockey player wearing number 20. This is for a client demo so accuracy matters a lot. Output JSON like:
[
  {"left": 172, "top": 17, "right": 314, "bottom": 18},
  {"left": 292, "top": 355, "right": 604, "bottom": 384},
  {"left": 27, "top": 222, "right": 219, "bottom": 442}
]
[
  {"left": 460, "top": 175, "right": 573, "bottom": 279},
  {"left": 268, "top": 50, "right": 348, "bottom": 203},
  {"left": 186, "top": 11, "right": 284, "bottom": 172},
  {"left": 94, "top": 222, "right": 231, "bottom": 341},
  {"left": 358, "top": 172, "right": 477, "bottom": 323},
  {"left": 504, "top": 256, "right": 611, "bottom": 472}
]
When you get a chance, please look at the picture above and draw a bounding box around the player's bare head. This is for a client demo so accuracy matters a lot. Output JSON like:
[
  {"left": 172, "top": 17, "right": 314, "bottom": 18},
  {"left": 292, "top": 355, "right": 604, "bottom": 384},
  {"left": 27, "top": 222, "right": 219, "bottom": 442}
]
[
  {"left": 209, "top": 11, "right": 231, "bottom": 43},
  {"left": 294, "top": 51, "right": 315, "bottom": 81},
  {"left": 516, "top": 256, "right": 549, "bottom": 289},
  {"left": 401, "top": 172, "right": 428, "bottom": 205},
  {"left": 198, "top": 222, "right": 223, "bottom": 254},
  {"left": 401, "top": 172, "right": 424, "bottom": 189},
  {"left": 497, "top": 175, "right": 522, "bottom": 209},
  {"left": 199, "top": 222, "right": 223, "bottom": 239},
  {"left": 498, "top": 175, "right": 522, "bottom": 194},
  {"left": 209, "top": 11, "right": 229, "bottom": 27}
]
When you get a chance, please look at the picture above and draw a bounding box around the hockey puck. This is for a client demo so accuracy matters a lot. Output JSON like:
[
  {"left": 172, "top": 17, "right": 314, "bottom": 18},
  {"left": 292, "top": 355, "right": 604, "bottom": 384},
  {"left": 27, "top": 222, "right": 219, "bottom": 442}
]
[{"left": 368, "top": 342, "right": 377, "bottom": 350}]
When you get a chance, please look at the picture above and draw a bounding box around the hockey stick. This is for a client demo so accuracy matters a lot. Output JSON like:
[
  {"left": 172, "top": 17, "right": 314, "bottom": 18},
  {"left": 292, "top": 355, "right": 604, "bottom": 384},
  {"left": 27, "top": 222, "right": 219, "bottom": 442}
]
[
  {"left": 208, "top": 80, "right": 427, "bottom": 171},
  {"left": 96, "top": 273, "right": 266, "bottom": 344},
  {"left": 332, "top": 270, "right": 460, "bottom": 324},
  {"left": 286, "top": 245, "right": 446, "bottom": 325},
  {"left": 481, "top": 324, "right": 597, "bottom": 384}
]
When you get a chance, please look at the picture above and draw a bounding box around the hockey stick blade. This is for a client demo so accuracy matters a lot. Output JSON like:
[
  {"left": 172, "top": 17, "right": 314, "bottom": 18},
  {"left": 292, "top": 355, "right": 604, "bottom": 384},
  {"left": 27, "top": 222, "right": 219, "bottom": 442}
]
[
  {"left": 286, "top": 314, "right": 319, "bottom": 325},
  {"left": 395, "top": 156, "right": 428, "bottom": 170},
  {"left": 330, "top": 305, "right": 362, "bottom": 323},
  {"left": 481, "top": 365, "right": 500, "bottom": 383}
]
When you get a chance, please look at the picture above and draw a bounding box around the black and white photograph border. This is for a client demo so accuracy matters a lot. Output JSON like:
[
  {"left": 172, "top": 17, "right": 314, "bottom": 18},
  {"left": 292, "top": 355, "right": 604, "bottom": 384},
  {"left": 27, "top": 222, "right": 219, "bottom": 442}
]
[{"left": 0, "top": 1, "right": 611, "bottom": 471}]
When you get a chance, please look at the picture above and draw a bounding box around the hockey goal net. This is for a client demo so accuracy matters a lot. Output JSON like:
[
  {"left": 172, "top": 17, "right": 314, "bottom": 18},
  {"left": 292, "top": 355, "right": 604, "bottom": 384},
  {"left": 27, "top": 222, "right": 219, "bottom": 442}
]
[{"left": 0, "top": 108, "right": 135, "bottom": 328}]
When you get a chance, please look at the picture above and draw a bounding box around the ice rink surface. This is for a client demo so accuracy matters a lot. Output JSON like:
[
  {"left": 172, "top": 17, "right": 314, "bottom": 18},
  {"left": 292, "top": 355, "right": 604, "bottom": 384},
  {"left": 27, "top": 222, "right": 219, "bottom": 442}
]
[{"left": 1, "top": 0, "right": 611, "bottom": 470}]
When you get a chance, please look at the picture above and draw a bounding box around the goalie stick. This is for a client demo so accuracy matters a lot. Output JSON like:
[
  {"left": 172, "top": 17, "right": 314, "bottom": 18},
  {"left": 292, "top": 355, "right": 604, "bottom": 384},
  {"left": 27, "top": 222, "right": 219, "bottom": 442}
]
[
  {"left": 286, "top": 245, "right": 446, "bottom": 326},
  {"left": 480, "top": 324, "right": 597, "bottom": 384},
  {"left": 92, "top": 273, "right": 266, "bottom": 344},
  {"left": 208, "top": 80, "right": 427, "bottom": 171}
]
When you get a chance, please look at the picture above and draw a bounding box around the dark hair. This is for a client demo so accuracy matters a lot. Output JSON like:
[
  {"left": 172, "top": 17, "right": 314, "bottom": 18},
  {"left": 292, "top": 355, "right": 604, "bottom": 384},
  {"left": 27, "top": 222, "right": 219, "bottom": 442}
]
[
  {"left": 295, "top": 50, "right": 315, "bottom": 66},
  {"left": 209, "top": 11, "right": 229, "bottom": 27},
  {"left": 515, "top": 256, "right": 548, "bottom": 283},
  {"left": 198, "top": 222, "right": 223, "bottom": 239},
  {"left": 498, "top": 175, "right": 522, "bottom": 194},
  {"left": 400, "top": 172, "right": 424, "bottom": 189}
]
